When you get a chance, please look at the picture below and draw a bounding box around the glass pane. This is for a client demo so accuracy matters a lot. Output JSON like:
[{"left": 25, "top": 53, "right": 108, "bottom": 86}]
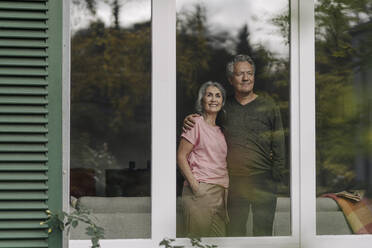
[
  {"left": 315, "top": 0, "right": 372, "bottom": 235},
  {"left": 176, "top": 0, "right": 291, "bottom": 237},
  {"left": 69, "top": 0, "right": 151, "bottom": 239}
]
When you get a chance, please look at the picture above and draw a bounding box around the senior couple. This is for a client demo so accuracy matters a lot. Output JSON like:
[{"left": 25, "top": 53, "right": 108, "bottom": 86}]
[{"left": 177, "top": 54, "right": 285, "bottom": 237}]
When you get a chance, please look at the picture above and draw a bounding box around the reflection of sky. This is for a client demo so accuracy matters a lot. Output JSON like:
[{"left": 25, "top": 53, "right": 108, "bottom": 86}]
[
  {"left": 71, "top": 0, "right": 288, "bottom": 57},
  {"left": 71, "top": 0, "right": 151, "bottom": 31},
  {"left": 98, "top": 0, "right": 151, "bottom": 27},
  {"left": 177, "top": 0, "right": 289, "bottom": 57}
]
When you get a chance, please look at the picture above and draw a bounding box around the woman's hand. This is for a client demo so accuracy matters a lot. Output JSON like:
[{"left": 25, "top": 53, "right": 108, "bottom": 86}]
[
  {"left": 177, "top": 138, "right": 198, "bottom": 193},
  {"left": 182, "top": 113, "right": 200, "bottom": 132},
  {"left": 190, "top": 180, "right": 200, "bottom": 195}
]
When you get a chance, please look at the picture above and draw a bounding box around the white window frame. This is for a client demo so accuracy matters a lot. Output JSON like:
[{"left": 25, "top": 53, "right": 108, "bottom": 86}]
[
  {"left": 300, "top": 1, "right": 372, "bottom": 247},
  {"left": 62, "top": 0, "right": 372, "bottom": 247}
]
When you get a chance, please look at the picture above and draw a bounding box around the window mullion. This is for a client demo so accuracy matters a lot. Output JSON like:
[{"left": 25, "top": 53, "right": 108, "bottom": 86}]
[
  {"left": 290, "top": 0, "right": 300, "bottom": 242},
  {"left": 299, "top": 0, "right": 317, "bottom": 245},
  {"left": 151, "top": 0, "right": 177, "bottom": 243}
]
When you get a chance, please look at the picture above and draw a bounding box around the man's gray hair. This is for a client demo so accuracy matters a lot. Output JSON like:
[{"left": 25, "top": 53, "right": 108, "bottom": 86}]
[
  {"left": 226, "top": 54, "right": 255, "bottom": 79},
  {"left": 195, "top": 81, "right": 226, "bottom": 114}
]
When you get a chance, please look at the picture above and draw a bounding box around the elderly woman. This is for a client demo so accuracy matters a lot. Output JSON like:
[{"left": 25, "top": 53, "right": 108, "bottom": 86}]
[{"left": 177, "top": 81, "right": 229, "bottom": 237}]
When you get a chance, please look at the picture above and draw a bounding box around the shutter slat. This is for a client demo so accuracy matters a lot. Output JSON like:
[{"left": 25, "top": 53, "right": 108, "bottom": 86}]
[
  {"left": 0, "top": 124, "right": 47, "bottom": 133},
  {"left": 0, "top": 154, "right": 47, "bottom": 162},
  {"left": 0, "top": 77, "right": 46, "bottom": 86},
  {"left": 0, "top": 0, "right": 47, "bottom": 1},
  {"left": 0, "top": 220, "right": 47, "bottom": 229},
  {"left": 0, "top": 116, "right": 47, "bottom": 124},
  {"left": 0, "top": 183, "right": 47, "bottom": 190},
  {"left": 0, "top": 39, "right": 47, "bottom": 48},
  {"left": 0, "top": 48, "right": 47, "bottom": 57},
  {"left": 0, "top": 10, "right": 47, "bottom": 20},
  {"left": 0, "top": 106, "right": 48, "bottom": 114},
  {"left": 0, "top": 2, "right": 47, "bottom": 11},
  {"left": 0, "top": 164, "right": 47, "bottom": 171},
  {"left": 0, "top": 20, "right": 47, "bottom": 29},
  {"left": 0, "top": 86, "right": 47, "bottom": 95},
  {"left": 0, "top": 230, "right": 48, "bottom": 239},
  {"left": 0, "top": 0, "right": 49, "bottom": 3},
  {"left": 0, "top": 1, "right": 52, "bottom": 247},
  {"left": 0, "top": 172, "right": 47, "bottom": 181},
  {"left": 0, "top": 58, "right": 47, "bottom": 67},
  {"left": 0, "top": 211, "right": 47, "bottom": 220},
  {"left": 0, "top": 144, "right": 47, "bottom": 152},
  {"left": 0, "top": 240, "right": 48, "bottom": 248},
  {"left": 0, "top": 30, "right": 48, "bottom": 39},
  {"left": 0, "top": 96, "right": 47, "bottom": 105},
  {"left": 0, "top": 135, "right": 48, "bottom": 143},
  {"left": 0, "top": 192, "right": 47, "bottom": 200},
  {"left": 0, "top": 68, "right": 47, "bottom": 76}
]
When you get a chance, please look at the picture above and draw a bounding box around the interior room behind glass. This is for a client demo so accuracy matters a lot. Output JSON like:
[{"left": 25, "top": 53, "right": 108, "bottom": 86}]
[{"left": 69, "top": 0, "right": 152, "bottom": 239}]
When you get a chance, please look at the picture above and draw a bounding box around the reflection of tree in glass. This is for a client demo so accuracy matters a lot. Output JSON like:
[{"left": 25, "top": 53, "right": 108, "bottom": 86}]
[
  {"left": 86, "top": 143, "right": 118, "bottom": 172},
  {"left": 176, "top": 4, "right": 291, "bottom": 195},
  {"left": 315, "top": 0, "right": 372, "bottom": 194},
  {"left": 70, "top": 3, "right": 151, "bottom": 171},
  {"left": 71, "top": 0, "right": 140, "bottom": 33},
  {"left": 72, "top": 1, "right": 298, "bottom": 195}
]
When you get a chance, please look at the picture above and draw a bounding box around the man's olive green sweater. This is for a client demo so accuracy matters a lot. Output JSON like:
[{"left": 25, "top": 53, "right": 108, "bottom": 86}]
[{"left": 222, "top": 95, "right": 285, "bottom": 180}]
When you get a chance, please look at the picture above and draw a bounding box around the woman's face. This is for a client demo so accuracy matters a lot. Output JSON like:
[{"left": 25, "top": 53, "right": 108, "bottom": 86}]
[{"left": 202, "top": 86, "right": 223, "bottom": 114}]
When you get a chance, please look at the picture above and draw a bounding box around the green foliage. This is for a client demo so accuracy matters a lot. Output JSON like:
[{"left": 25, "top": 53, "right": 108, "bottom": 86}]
[
  {"left": 72, "top": 140, "right": 118, "bottom": 172},
  {"left": 176, "top": 4, "right": 212, "bottom": 99},
  {"left": 71, "top": 1, "right": 292, "bottom": 194},
  {"left": 71, "top": 20, "right": 151, "bottom": 130},
  {"left": 70, "top": 19, "right": 151, "bottom": 170},
  {"left": 159, "top": 238, "right": 184, "bottom": 248},
  {"left": 271, "top": 10, "right": 290, "bottom": 46},
  {"left": 315, "top": 0, "right": 372, "bottom": 194},
  {"left": 44, "top": 208, "right": 104, "bottom": 248},
  {"left": 159, "top": 238, "right": 218, "bottom": 248},
  {"left": 236, "top": 24, "right": 253, "bottom": 56},
  {"left": 189, "top": 238, "right": 218, "bottom": 248}
]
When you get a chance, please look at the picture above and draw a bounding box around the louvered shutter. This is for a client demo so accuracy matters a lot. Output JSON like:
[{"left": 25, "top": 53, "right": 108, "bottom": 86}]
[{"left": 0, "top": 0, "right": 62, "bottom": 247}]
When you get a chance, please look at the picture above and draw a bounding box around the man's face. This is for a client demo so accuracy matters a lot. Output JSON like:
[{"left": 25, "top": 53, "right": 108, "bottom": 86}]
[{"left": 229, "top": 61, "right": 255, "bottom": 95}]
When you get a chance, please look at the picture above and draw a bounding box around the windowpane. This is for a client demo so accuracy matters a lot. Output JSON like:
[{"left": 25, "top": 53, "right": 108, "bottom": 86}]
[
  {"left": 176, "top": 0, "right": 291, "bottom": 237},
  {"left": 315, "top": 0, "right": 372, "bottom": 235},
  {"left": 69, "top": 0, "right": 151, "bottom": 239}
]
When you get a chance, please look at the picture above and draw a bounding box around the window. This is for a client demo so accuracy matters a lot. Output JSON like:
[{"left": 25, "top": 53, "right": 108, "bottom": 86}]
[
  {"left": 315, "top": 0, "right": 372, "bottom": 236},
  {"left": 65, "top": 0, "right": 372, "bottom": 247},
  {"left": 175, "top": 0, "right": 291, "bottom": 238},
  {"left": 68, "top": 0, "right": 152, "bottom": 241}
]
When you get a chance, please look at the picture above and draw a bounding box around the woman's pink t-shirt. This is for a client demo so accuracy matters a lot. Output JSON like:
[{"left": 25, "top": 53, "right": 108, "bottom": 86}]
[{"left": 181, "top": 116, "right": 229, "bottom": 188}]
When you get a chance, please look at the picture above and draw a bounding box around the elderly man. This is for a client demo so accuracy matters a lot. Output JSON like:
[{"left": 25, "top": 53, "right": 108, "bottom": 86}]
[{"left": 184, "top": 54, "right": 285, "bottom": 236}]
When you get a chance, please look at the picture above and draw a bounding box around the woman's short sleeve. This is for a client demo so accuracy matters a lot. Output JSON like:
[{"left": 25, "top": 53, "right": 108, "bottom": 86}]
[{"left": 180, "top": 118, "right": 200, "bottom": 145}]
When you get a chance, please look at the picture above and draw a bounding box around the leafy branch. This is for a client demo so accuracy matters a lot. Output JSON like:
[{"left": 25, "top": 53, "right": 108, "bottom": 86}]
[
  {"left": 159, "top": 237, "right": 218, "bottom": 248},
  {"left": 43, "top": 207, "right": 104, "bottom": 248}
]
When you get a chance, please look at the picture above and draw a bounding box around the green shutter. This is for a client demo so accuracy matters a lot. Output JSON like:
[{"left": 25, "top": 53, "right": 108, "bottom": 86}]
[{"left": 0, "top": 0, "right": 62, "bottom": 248}]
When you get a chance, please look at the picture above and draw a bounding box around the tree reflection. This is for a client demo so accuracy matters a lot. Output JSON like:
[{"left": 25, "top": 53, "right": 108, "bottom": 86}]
[
  {"left": 71, "top": 0, "right": 372, "bottom": 198},
  {"left": 176, "top": 3, "right": 291, "bottom": 195},
  {"left": 70, "top": 1, "right": 151, "bottom": 197},
  {"left": 70, "top": 2, "right": 292, "bottom": 197},
  {"left": 315, "top": 0, "right": 372, "bottom": 194}
]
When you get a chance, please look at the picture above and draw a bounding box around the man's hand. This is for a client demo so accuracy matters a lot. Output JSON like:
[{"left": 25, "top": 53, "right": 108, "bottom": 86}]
[{"left": 182, "top": 113, "right": 200, "bottom": 132}]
